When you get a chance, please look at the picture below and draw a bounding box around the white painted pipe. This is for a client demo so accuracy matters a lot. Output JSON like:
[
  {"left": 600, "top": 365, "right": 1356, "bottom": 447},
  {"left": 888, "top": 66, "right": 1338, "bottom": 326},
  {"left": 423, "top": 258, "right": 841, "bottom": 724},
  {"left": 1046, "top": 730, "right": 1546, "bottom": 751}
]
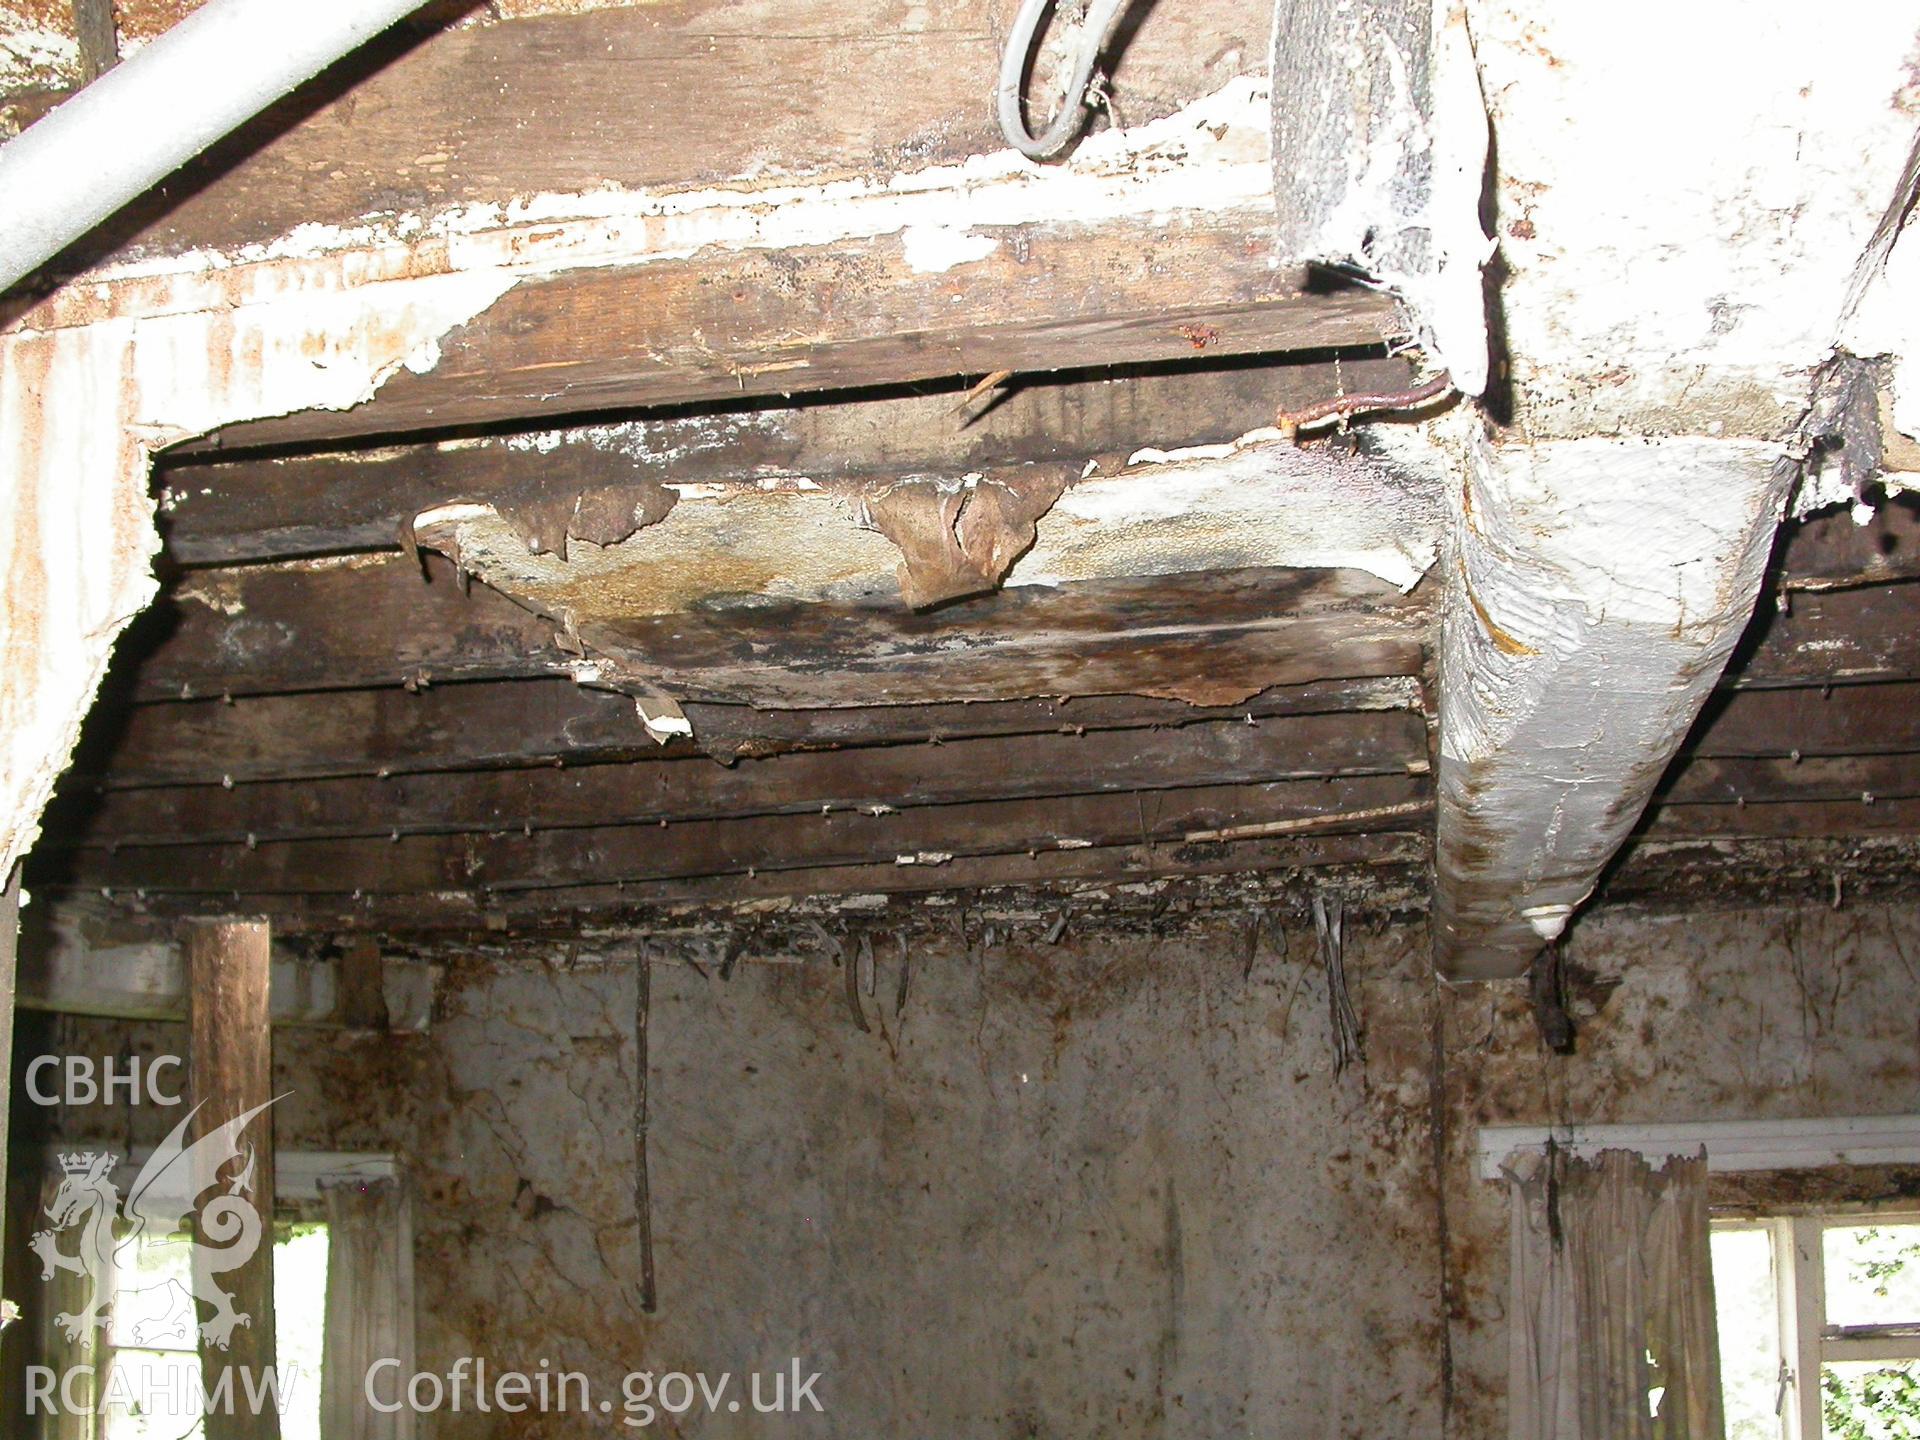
[{"left": 0, "top": 0, "right": 431, "bottom": 295}]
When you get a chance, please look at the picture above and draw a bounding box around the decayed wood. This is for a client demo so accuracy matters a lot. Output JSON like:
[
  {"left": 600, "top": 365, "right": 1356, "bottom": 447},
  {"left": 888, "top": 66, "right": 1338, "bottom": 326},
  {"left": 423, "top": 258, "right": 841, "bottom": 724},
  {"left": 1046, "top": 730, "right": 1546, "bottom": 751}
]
[
  {"left": 49, "top": 710, "right": 1427, "bottom": 848},
  {"left": 57, "top": 774, "right": 1431, "bottom": 897},
  {"left": 162, "top": 358, "right": 1412, "bottom": 565},
  {"left": 78, "top": 676, "right": 1422, "bottom": 788},
  {"left": 139, "top": 555, "right": 1428, "bottom": 707},
  {"left": 131, "top": 557, "right": 1912, "bottom": 714},
  {"left": 182, "top": 918, "right": 279, "bottom": 1440},
  {"left": 1646, "top": 797, "right": 1920, "bottom": 839},
  {"left": 150, "top": 557, "right": 563, "bottom": 699},
  {"left": 200, "top": 218, "right": 1392, "bottom": 449},
  {"left": 36, "top": 829, "right": 1430, "bottom": 932}
]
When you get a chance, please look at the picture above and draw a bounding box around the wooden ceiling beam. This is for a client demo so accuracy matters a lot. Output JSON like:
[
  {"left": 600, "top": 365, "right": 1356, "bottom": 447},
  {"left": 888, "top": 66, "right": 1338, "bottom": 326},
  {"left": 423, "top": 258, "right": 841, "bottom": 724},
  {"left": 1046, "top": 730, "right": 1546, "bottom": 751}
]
[
  {"left": 53, "top": 0, "right": 1282, "bottom": 266},
  {"left": 46, "top": 709, "right": 1428, "bottom": 850},
  {"left": 34, "top": 831, "right": 1430, "bottom": 934},
  {"left": 1657, "top": 752, "right": 1920, "bottom": 806},
  {"left": 74, "top": 676, "right": 1423, "bottom": 790},
  {"left": 160, "top": 357, "right": 1410, "bottom": 566},
  {"left": 43, "top": 774, "right": 1433, "bottom": 897},
  {"left": 184, "top": 217, "right": 1390, "bottom": 450},
  {"left": 141, "top": 556, "right": 1430, "bottom": 708},
  {"left": 1685, "top": 681, "right": 1920, "bottom": 758}
]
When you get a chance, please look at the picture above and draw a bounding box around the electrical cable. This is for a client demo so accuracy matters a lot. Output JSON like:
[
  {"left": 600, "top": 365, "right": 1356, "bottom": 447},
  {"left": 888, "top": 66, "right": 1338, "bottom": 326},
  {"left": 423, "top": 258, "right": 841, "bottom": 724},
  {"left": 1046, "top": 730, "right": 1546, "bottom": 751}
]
[{"left": 995, "top": 0, "right": 1133, "bottom": 161}]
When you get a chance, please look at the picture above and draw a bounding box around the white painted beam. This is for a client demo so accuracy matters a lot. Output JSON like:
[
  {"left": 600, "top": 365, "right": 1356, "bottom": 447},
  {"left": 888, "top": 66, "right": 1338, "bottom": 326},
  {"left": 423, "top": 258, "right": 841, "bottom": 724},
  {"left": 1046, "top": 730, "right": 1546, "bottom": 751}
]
[
  {"left": 33, "top": 1144, "right": 397, "bottom": 1203},
  {"left": 1417, "top": 2, "right": 1920, "bottom": 977},
  {"left": 1477, "top": 1115, "right": 1920, "bottom": 1182},
  {"left": 1431, "top": 431, "right": 1788, "bottom": 977}
]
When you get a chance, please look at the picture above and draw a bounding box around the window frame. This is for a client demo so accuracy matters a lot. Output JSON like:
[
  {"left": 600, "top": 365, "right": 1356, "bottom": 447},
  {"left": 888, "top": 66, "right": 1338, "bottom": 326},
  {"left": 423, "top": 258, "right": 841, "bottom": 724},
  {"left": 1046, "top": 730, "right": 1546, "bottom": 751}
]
[
  {"left": 1714, "top": 1208, "right": 1920, "bottom": 1439},
  {"left": 91, "top": 1212, "right": 332, "bottom": 1440}
]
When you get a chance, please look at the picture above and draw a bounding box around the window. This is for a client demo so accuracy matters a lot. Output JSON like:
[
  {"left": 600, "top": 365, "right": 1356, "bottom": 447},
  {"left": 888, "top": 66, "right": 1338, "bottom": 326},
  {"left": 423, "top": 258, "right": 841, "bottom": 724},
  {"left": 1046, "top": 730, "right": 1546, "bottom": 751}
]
[
  {"left": 1714, "top": 1213, "right": 1920, "bottom": 1439},
  {"left": 96, "top": 1223, "right": 329, "bottom": 1440}
]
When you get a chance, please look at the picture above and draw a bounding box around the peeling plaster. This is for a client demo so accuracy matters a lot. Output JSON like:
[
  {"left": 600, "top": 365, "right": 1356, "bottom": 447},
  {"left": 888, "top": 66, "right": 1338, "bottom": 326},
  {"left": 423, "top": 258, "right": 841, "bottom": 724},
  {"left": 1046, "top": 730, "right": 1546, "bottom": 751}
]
[
  {"left": 0, "top": 1, "right": 78, "bottom": 92},
  {"left": 900, "top": 225, "right": 1000, "bottom": 274},
  {"left": 0, "top": 71, "right": 1284, "bottom": 884},
  {"left": 408, "top": 438, "right": 1444, "bottom": 629},
  {"left": 1423, "top": 1, "right": 1920, "bottom": 972},
  {"left": 1844, "top": 189, "right": 1920, "bottom": 449},
  {"left": 1468, "top": 0, "right": 1920, "bottom": 437},
  {"left": 0, "top": 268, "right": 518, "bottom": 877}
]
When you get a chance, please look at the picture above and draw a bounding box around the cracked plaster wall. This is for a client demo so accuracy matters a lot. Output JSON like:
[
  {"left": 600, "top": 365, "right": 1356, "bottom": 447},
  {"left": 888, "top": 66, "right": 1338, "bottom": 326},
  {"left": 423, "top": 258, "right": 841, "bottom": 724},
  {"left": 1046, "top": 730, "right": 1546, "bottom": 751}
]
[{"left": 30, "top": 900, "right": 1920, "bottom": 1437}]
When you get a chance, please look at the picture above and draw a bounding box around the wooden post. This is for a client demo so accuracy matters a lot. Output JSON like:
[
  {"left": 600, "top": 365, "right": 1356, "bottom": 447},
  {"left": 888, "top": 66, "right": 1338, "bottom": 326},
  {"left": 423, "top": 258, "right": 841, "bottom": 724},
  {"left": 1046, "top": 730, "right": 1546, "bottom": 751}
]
[{"left": 183, "top": 918, "right": 280, "bottom": 1440}]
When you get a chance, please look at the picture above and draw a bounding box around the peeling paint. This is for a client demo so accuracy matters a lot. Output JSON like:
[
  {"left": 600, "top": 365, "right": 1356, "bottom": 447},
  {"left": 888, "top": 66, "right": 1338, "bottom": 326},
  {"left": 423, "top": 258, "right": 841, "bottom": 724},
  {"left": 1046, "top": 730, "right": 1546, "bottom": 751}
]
[
  {"left": 1468, "top": 0, "right": 1920, "bottom": 436},
  {"left": 0, "top": 249, "right": 518, "bottom": 877},
  {"left": 0, "top": 1, "right": 79, "bottom": 91},
  {"left": 900, "top": 225, "right": 999, "bottom": 274},
  {"left": 17, "top": 75, "right": 1276, "bottom": 335},
  {"left": 0, "top": 73, "right": 1283, "bottom": 889}
]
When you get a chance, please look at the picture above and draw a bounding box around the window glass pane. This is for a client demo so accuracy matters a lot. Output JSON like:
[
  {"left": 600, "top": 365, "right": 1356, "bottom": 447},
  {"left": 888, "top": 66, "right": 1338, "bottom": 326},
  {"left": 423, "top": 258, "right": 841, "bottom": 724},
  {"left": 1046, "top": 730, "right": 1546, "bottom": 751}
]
[
  {"left": 273, "top": 1225, "right": 329, "bottom": 1440},
  {"left": 105, "top": 1233, "right": 198, "bottom": 1353},
  {"left": 1713, "top": 1226, "right": 1788, "bottom": 1440},
  {"left": 1824, "top": 1223, "right": 1920, "bottom": 1329},
  {"left": 1823, "top": 1359, "right": 1920, "bottom": 1439},
  {"left": 101, "top": 1224, "right": 329, "bottom": 1440},
  {"left": 100, "top": 1350, "right": 204, "bottom": 1440}
]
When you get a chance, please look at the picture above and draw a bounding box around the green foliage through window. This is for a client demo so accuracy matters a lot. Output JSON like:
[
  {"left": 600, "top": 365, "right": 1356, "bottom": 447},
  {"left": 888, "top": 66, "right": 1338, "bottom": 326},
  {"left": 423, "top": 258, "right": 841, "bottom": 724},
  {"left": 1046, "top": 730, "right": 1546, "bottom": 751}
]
[{"left": 1823, "top": 1364, "right": 1920, "bottom": 1440}]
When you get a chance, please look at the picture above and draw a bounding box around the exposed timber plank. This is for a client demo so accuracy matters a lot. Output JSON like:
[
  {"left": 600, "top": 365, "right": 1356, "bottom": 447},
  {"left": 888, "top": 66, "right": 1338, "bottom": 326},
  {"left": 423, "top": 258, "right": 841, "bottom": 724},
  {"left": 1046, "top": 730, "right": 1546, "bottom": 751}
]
[
  {"left": 1658, "top": 753, "right": 1920, "bottom": 806},
  {"left": 74, "top": 676, "right": 1424, "bottom": 789},
  {"left": 60, "top": 0, "right": 1279, "bottom": 264},
  {"left": 1686, "top": 683, "right": 1920, "bottom": 758},
  {"left": 35, "top": 831, "right": 1430, "bottom": 933},
  {"left": 137, "top": 556, "right": 1429, "bottom": 707},
  {"left": 160, "top": 357, "right": 1412, "bottom": 565},
  {"left": 149, "top": 557, "right": 563, "bottom": 699},
  {"left": 1645, "top": 797, "right": 1920, "bottom": 839},
  {"left": 13, "top": 0, "right": 1391, "bottom": 448},
  {"left": 195, "top": 220, "right": 1391, "bottom": 449},
  {"left": 47, "top": 775, "right": 1432, "bottom": 896},
  {"left": 1776, "top": 496, "right": 1920, "bottom": 591},
  {"left": 1727, "top": 583, "right": 1920, "bottom": 686},
  {"left": 47, "top": 710, "right": 1428, "bottom": 848}
]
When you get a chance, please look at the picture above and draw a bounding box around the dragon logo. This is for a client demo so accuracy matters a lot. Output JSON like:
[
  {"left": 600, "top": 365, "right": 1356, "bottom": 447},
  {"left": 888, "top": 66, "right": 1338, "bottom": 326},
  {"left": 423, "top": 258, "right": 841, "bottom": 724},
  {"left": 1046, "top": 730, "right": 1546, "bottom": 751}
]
[{"left": 29, "top": 1097, "right": 283, "bottom": 1349}]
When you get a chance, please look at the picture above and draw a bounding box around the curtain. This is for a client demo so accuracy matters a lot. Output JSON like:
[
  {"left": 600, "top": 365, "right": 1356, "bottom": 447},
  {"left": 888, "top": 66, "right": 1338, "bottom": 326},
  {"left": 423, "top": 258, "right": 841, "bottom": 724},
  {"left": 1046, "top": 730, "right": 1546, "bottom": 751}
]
[
  {"left": 320, "top": 1176, "right": 416, "bottom": 1440},
  {"left": 1507, "top": 1147, "right": 1725, "bottom": 1440}
]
